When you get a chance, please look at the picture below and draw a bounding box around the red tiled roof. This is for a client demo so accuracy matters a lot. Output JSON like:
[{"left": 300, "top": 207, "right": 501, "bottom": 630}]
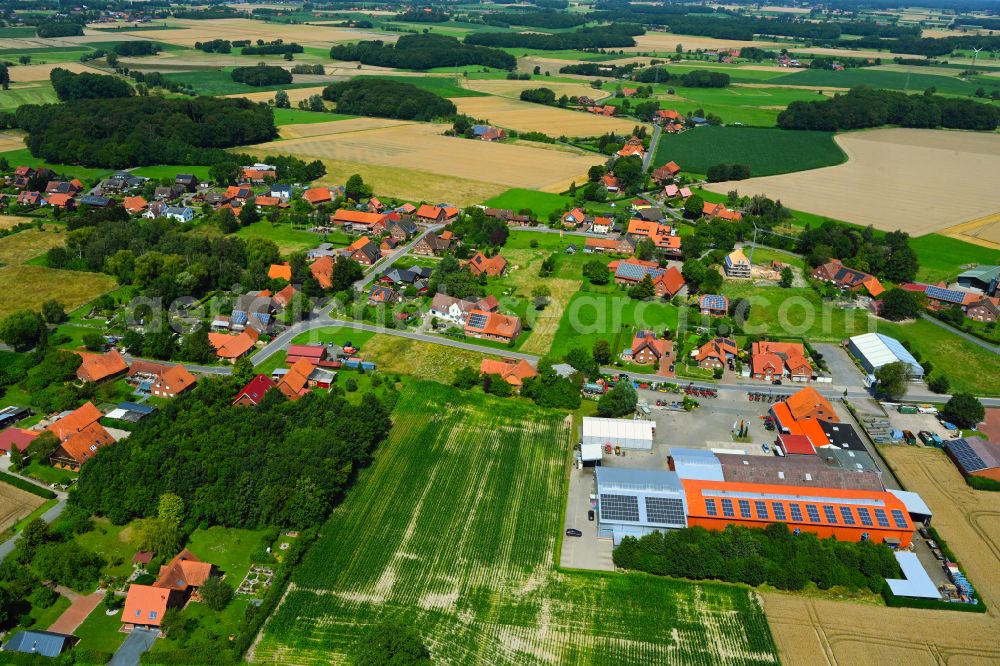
[
  {"left": 55, "top": 422, "right": 114, "bottom": 466},
  {"left": 123, "top": 196, "right": 147, "bottom": 213},
  {"left": 233, "top": 375, "right": 275, "bottom": 405},
  {"left": 0, "top": 428, "right": 38, "bottom": 454},
  {"left": 76, "top": 348, "right": 128, "bottom": 383},
  {"left": 123, "top": 584, "right": 173, "bottom": 627},
  {"left": 480, "top": 358, "right": 537, "bottom": 387},
  {"left": 47, "top": 402, "right": 102, "bottom": 439},
  {"left": 268, "top": 263, "right": 292, "bottom": 281},
  {"left": 302, "top": 187, "right": 332, "bottom": 204},
  {"left": 310, "top": 255, "right": 335, "bottom": 289}
]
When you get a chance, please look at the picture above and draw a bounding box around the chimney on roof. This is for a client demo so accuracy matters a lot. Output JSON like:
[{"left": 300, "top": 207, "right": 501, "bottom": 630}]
[{"left": 804, "top": 473, "right": 812, "bottom": 481}]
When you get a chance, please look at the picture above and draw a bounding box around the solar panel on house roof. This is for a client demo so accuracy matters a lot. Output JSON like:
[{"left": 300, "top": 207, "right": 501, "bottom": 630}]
[
  {"left": 874, "top": 508, "right": 890, "bottom": 527},
  {"left": 721, "top": 498, "right": 735, "bottom": 517},
  {"left": 754, "top": 500, "right": 769, "bottom": 520},
  {"left": 945, "top": 439, "right": 989, "bottom": 473},
  {"left": 924, "top": 285, "right": 968, "bottom": 304},
  {"left": 600, "top": 493, "right": 640, "bottom": 522},
  {"left": 857, "top": 507, "right": 874, "bottom": 526},
  {"left": 701, "top": 294, "right": 727, "bottom": 310},
  {"left": 773, "top": 502, "right": 787, "bottom": 521},
  {"left": 738, "top": 499, "right": 751, "bottom": 518},
  {"left": 823, "top": 505, "right": 838, "bottom": 524},
  {"left": 806, "top": 505, "right": 821, "bottom": 523},
  {"left": 839, "top": 506, "right": 857, "bottom": 525},
  {"left": 467, "top": 312, "right": 488, "bottom": 329},
  {"left": 705, "top": 498, "right": 718, "bottom": 516},
  {"left": 789, "top": 503, "right": 803, "bottom": 521},
  {"left": 231, "top": 311, "right": 248, "bottom": 325},
  {"left": 615, "top": 262, "right": 664, "bottom": 281}
]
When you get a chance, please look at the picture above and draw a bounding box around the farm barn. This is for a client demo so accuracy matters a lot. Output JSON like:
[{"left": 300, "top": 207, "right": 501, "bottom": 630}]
[
  {"left": 595, "top": 467, "right": 688, "bottom": 544},
  {"left": 944, "top": 437, "right": 1000, "bottom": 482},
  {"left": 848, "top": 333, "right": 924, "bottom": 380},
  {"left": 582, "top": 416, "right": 655, "bottom": 451}
]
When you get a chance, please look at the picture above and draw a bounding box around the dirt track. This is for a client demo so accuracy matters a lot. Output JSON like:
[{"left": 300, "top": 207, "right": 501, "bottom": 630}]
[
  {"left": 706, "top": 128, "right": 1000, "bottom": 235},
  {"left": 764, "top": 445, "right": 1000, "bottom": 665}
]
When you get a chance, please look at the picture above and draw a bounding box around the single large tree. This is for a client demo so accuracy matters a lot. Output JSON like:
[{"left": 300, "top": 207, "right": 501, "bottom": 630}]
[
  {"left": 879, "top": 288, "right": 921, "bottom": 321},
  {"left": 874, "top": 361, "right": 909, "bottom": 400},
  {"left": 597, "top": 381, "right": 638, "bottom": 418},
  {"left": 0, "top": 310, "right": 47, "bottom": 349},
  {"left": 942, "top": 393, "right": 984, "bottom": 429}
]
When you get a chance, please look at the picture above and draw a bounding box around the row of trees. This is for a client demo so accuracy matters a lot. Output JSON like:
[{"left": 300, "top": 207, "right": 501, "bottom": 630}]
[
  {"left": 15, "top": 96, "right": 277, "bottom": 168},
  {"left": 614, "top": 523, "right": 900, "bottom": 592},
  {"left": 778, "top": 86, "right": 999, "bottom": 132},
  {"left": 50, "top": 67, "right": 134, "bottom": 101},
  {"left": 465, "top": 23, "right": 642, "bottom": 50},
  {"left": 36, "top": 20, "right": 84, "bottom": 38},
  {"left": 706, "top": 163, "right": 751, "bottom": 182},
  {"left": 322, "top": 78, "right": 457, "bottom": 121},
  {"left": 72, "top": 376, "right": 392, "bottom": 528},
  {"left": 633, "top": 67, "right": 730, "bottom": 88},
  {"left": 330, "top": 34, "right": 516, "bottom": 71},
  {"left": 242, "top": 41, "right": 304, "bottom": 56},
  {"left": 231, "top": 64, "right": 293, "bottom": 86}
]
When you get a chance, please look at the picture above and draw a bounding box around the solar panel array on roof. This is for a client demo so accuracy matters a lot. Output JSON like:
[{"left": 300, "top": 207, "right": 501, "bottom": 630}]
[
  {"left": 945, "top": 438, "right": 989, "bottom": 473},
  {"left": 467, "top": 312, "right": 488, "bottom": 330},
  {"left": 925, "top": 285, "right": 968, "bottom": 304},
  {"left": 644, "top": 497, "right": 686, "bottom": 525},
  {"left": 231, "top": 311, "right": 248, "bottom": 326},
  {"left": 701, "top": 294, "right": 727, "bottom": 310},
  {"left": 615, "top": 262, "right": 664, "bottom": 281},
  {"left": 600, "top": 493, "right": 640, "bottom": 522}
]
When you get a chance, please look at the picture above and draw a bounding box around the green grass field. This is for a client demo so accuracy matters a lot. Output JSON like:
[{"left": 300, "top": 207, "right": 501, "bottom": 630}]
[
  {"left": 721, "top": 283, "right": 874, "bottom": 342},
  {"left": 272, "top": 108, "right": 354, "bottom": 126},
  {"left": 130, "top": 164, "right": 212, "bottom": 181},
  {"left": 654, "top": 126, "right": 846, "bottom": 177},
  {"left": 362, "top": 74, "right": 487, "bottom": 98},
  {"left": 254, "top": 383, "right": 778, "bottom": 665},
  {"left": 0, "top": 26, "right": 37, "bottom": 37},
  {"left": 483, "top": 188, "right": 572, "bottom": 218},
  {"left": 772, "top": 67, "right": 993, "bottom": 96},
  {"left": 0, "top": 84, "right": 58, "bottom": 111},
  {"left": 909, "top": 234, "right": 1000, "bottom": 284},
  {"left": 0, "top": 47, "right": 92, "bottom": 63},
  {"left": 234, "top": 221, "right": 342, "bottom": 254},
  {"left": 876, "top": 318, "right": 1000, "bottom": 396},
  {"left": 648, "top": 86, "right": 828, "bottom": 127},
  {"left": 162, "top": 70, "right": 321, "bottom": 96},
  {"left": 0, "top": 148, "right": 112, "bottom": 180}
]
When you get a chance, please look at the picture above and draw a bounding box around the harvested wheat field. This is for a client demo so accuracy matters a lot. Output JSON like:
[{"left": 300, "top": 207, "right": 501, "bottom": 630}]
[
  {"left": 763, "top": 445, "right": 1000, "bottom": 666},
  {"left": 8, "top": 62, "right": 104, "bottom": 82},
  {"left": 225, "top": 85, "right": 327, "bottom": 105},
  {"left": 362, "top": 335, "right": 500, "bottom": 382},
  {"left": 250, "top": 122, "right": 600, "bottom": 194},
  {"left": 277, "top": 117, "right": 410, "bottom": 139},
  {"left": 453, "top": 95, "right": 642, "bottom": 136},
  {"left": 0, "top": 132, "right": 24, "bottom": 152},
  {"left": 0, "top": 215, "right": 35, "bottom": 230},
  {"left": 626, "top": 33, "right": 784, "bottom": 53},
  {"left": 125, "top": 18, "right": 389, "bottom": 47},
  {"left": 942, "top": 213, "right": 1000, "bottom": 249},
  {"left": 706, "top": 129, "right": 1000, "bottom": 235},
  {"left": 0, "top": 482, "right": 45, "bottom": 533}
]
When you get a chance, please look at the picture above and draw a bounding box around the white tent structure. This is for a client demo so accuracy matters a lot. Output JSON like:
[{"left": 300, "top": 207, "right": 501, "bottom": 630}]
[
  {"left": 847, "top": 333, "right": 924, "bottom": 379},
  {"left": 582, "top": 417, "right": 655, "bottom": 450}
]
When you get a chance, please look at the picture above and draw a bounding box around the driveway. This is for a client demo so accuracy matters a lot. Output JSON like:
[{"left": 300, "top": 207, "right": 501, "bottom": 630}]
[
  {"left": 48, "top": 590, "right": 103, "bottom": 634},
  {"left": 814, "top": 343, "right": 866, "bottom": 390},
  {"left": 108, "top": 627, "right": 158, "bottom": 666},
  {"left": 560, "top": 466, "right": 613, "bottom": 572}
]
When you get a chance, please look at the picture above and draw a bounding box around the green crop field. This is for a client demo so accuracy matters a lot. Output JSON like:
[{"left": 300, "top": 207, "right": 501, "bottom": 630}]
[
  {"left": 654, "top": 86, "right": 830, "bottom": 127},
  {"left": 162, "top": 69, "right": 321, "bottom": 96},
  {"left": 772, "top": 67, "right": 993, "bottom": 96},
  {"left": 876, "top": 318, "right": 1000, "bottom": 396},
  {"left": 0, "top": 84, "right": 58, "bottom": 110},
  {"left": 363, "top": 74, "right": 487, "bottom": 98},
  {"left": 0, "top": 26, "right": 37, "bottom": 37},
  {"left": 654, "top": 126, "right": 846, "bottom": 177},
  {"left": 272, "top": 108, "right": 353, "bottom": 126},
  {"left": 254, "top": 383, "right": 778, "bottom": 665},
  {"left": 483, "top": 188, "right": 572, "bottom": 218},
  {"left": 909, "top": 234, "right": 1000, "bottom": 284}
]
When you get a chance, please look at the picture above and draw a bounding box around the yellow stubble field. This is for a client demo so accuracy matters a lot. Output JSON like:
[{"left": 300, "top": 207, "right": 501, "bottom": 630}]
[
  {"left": 0, "top": 483, "right": 45, "bottom": 534},
  {"left": 764, "top": 445, "right": 1000, "bottom": 665},
  {"left": 706, "top": 128, "right": 1000, "bottom": 235},
  {"left": 91, "top": 18, "right": 392, "bottom": 48},
  {"left": 452, "top": 95, "right": 643, "bottom": 136}
]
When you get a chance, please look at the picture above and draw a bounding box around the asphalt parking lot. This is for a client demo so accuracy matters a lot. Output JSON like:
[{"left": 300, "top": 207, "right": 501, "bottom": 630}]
[
  {"left": 887, "top": 411, "right": 957, "bottom": 444},
  {"left": 814, "top": 343, "right": 868, "bottom": 390}
]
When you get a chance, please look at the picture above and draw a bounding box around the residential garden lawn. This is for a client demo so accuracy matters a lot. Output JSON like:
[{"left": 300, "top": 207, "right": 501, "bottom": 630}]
[
  {"left": 290, "top": 326, "right": 374, "bottom": 349},
  {"left": 549, "top": 290, "right": 685, "bottom": 360},
  {"left": 186, "top": 526, "right": 271, "bottom": 586},
  {"left": 771, "top": 67, "right": 989, "bottom": 96},
  {"left": 362, "top": 74, "right": 488, "bottom": 98},
  {"left": 0, "top": 84, "right": 58, "bottom": 110},
  {"left": 351, "top": 335, "right": 500, "bottom": 383},
  {"left": 49, "top": 323, "right": 104, "bottom": 351},
  {"left": 483, "top": 188, "right": 573, "bottom": 219},
  {"left": 254, "top": 382, "right": 778, "bottom": 665},
  {"left": 72, "top": 601, "right": 127, "bottom": 654},
  {"left": 273, "top": 108, "right": 354, "bottom": 126},
  {"left": 392, "top": 255, "right": 440, "bottom": 270},
  {"left": 876, "top": 318, "right": 1000, "bottom": 396},
  {"left": 21, "top": 593, "right": 71, "bottom": 632},
  {"left": 162, "top": 69, "right": 321, "bottom": 96},
  {"left": 0, "top": 148, "right": 112, "bottom": 180},
  {"left": 22, "top": 461, "right": 76, "bottom": 486},
  {"left": 233, "top": 221, "right": 332, "bottom": 254},
  {"left": 654, "top": 126, "right": 846, "bottom": 177},
  {"left": 130, "top": 164, "right": 212, "bottom": 181},
  {"left": 76, "top": 518, "right": 136, "bottom": 579},
  {"left": 254, "top": 350, "right": 286, "bottom": 376},
  {"left": 744, "top": 245, "right": 807, "bottom": 270},
  {"left": 909, "top": 234, "right": 1000, "bottom": 284},
  {"left": 720, "top": 283, "right": 874, "bottom": 342}
]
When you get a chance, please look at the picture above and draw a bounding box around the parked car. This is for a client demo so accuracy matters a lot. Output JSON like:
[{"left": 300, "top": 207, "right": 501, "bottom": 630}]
[
  {"left": 588, "top": 510, "right": 595, "bottom": 521},
  {"left": 565, "top": 528, "right": 583, "bottom": 537},
  {"left": 772, "top": 379, "right": 782, "bottom": 385},
  {"left": 761, "top": 443, "right": 770, "bottom": 454}
]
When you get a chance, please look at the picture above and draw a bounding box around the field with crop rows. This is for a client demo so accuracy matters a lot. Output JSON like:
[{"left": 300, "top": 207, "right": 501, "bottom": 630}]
[{"left": 253, "top": 383, "right": 778, "bottom": 665}]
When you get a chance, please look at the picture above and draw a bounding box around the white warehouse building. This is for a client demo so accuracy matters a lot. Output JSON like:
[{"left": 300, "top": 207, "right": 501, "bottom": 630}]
[
  {"left": 847, "top": 333, "right": 924, "bottom": 380},
  {"left": 582, "top": 416, "right": 655, "bottom": 451},
  {"left": 596, "top": 467, "right": 688, "bottom": 544}
]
